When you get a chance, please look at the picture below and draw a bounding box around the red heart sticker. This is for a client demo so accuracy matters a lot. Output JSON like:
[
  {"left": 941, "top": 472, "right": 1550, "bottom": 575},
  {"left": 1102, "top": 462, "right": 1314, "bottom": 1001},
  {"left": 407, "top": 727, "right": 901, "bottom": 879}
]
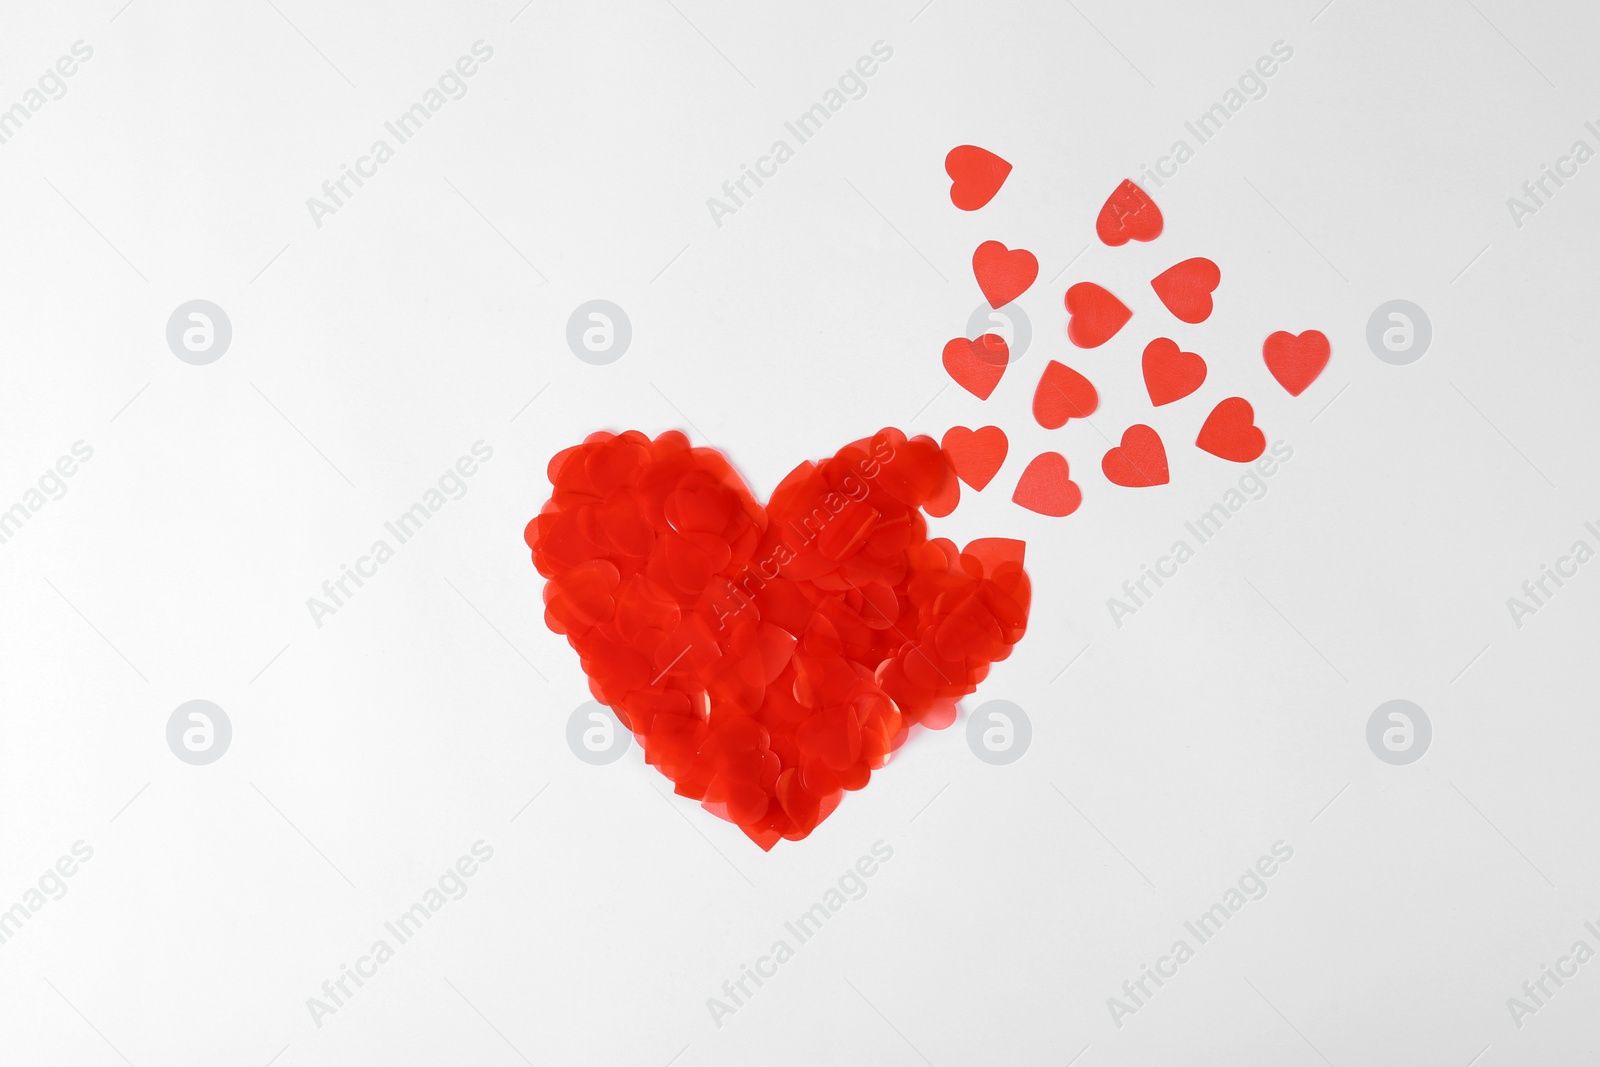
[
  {"left": 1101, "top": 425, "right": 1169, "bottom": 487},
  {"left": 1096, "top": 179, "right": 1163, "bottom": 246},
  {"left": 1064, "top": 282, "right": 1132, "bottom": 348},
  {"left": 945, "top": 145, "right": 1012, "bottom": 211},
  {"left": 1196, "top": 398, "right": 1266, "bottom": 462},
  {"left": 1032, "top": 360, "right": 1098, "bottom": 429},
  {"left": 1150, "top": 257, "right": 1220, "bottom": 324},
  {"left": 527, "top": 429, "right": 1032, "bottom": 849},
  {"left": 1263, "top": 330, "right": 1330, "bottom": 396},
  {"left": 1141, "top": 338, "right": 1206, "bottom": 406},
  {"left": 942, "top": 334, "right": 1009, "bottom": 399},
  {"left": 1012, "top": 452, "right": 1081, "bottom": 516},
  {"left": 941, "top": 425, "right": 1009, "bottom": 490},
  {"left": 973, "top": 241, "right": 1039, "bottom": 309}
]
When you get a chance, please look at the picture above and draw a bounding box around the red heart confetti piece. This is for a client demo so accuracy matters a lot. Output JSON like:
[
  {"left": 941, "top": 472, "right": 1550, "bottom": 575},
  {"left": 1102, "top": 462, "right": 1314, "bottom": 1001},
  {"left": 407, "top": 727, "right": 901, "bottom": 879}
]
[
  {"left": 527, "top": 429, "right": 1032, "bottom": 848},
  {"left": 1096, "top": 178, "right": 1164, "bottom": 246},
  {"left": 1196, "top": 398, "right": 1266, "bottom": 462},
  {"left": 945, "top": 145, "right": 1012, "bottom": 211},
  {"left": 1150, "top": 257, "right": 1220, "bottom": 324},
  {"left": 1263, "top": 330, "right": 1330, "bottom": 396},
  {"left": 941, "top": 425, "right": 1009, "bottom": 491},
  {"left": 1101, "top": 425, "right": 1169, "bottom": 487},
  {"left": 941, "top": 334, "right": 1009, "bottom": 399},
  {"left": 1064, "top": 282, "right": 1132, "bottom": 348},
  {"left": 1012, "top": 452, "right": 1082, "bottom": 516},
  {"left": 973, "top": 240, "right": 1039, "bottom": 309},
  {"left": 1032, "top": 360, "right": 1099, "bottom": 429},
  {"left": 1141, "top": 337, "right": 1206, "bottom": 406}
]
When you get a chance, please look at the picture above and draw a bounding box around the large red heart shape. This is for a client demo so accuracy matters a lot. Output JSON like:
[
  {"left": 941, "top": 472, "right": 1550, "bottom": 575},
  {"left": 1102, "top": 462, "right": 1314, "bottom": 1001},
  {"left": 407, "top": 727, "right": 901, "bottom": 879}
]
[
  {"left": 1064, "top": 282, "right": 1132, "bottom": 348},
  {"left": 973, "top": 241, "right": 1038, "bottom": 308},
  {"left": 526, "top": 429, "right": 1031, "bottom": 849},
  {"left": 1141, "top": 338, "right": 1206, "bottom": 406},
  {"left": 1263, "top": 330, "right": 1330, "bottom": 396},
  {"left": 1150, "top": 257, "right": 1220, "bottom": 324},
  {"left": 1096, "top": 179, "right": 1163, "bottom": 246},
  {"left": 1196, "top": 398, "right": 1266, "bottom": 462},
  {"left": 945, "top": 145, "right": 1012, "bottom": 211}
]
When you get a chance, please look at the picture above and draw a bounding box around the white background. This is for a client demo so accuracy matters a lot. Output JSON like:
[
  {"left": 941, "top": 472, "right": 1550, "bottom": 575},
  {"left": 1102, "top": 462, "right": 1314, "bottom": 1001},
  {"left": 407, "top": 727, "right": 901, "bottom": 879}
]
[{"left": 1, "top": 0, "right": 1597, "bottom": 1064}]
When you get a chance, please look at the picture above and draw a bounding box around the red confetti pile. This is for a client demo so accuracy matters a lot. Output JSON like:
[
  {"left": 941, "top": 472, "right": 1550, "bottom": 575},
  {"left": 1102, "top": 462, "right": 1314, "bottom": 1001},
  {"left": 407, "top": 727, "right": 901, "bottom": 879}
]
[{"left": 525, "top": 428, "right": 1031, "bottom": 849}]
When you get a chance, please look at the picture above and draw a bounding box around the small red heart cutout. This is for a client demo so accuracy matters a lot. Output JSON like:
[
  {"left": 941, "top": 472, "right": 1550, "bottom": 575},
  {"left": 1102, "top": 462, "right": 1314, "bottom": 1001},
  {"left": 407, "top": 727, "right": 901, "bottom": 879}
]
[
  {"left": 1012, "top": 452, "right": 1081, "bottom": 516},
  {"left": 1263, "top": 330, "right": 1330, "bottom": 396},
  {"left": 942, "top": 334, "right": 1009, "bottom": 399},
  {"left": 1064, "top": 283, "right": 1132, "bottom": 348},
  {"left": 945, "top": 145, "right": 1012, "bottom": 211},
  {"left": 1196, "top": 398, "right": 1266, "bottom": 462},
  {"left": 1096, "top": 179, "right": 1163, "bottom": 246},
  {"left": 941, "top": 425, "right": 1009, "bottom": 491},
  {"left": 973, "top": 241, "right": 1038, "bottom": 309},
  {"left": 1032, "top": 360, "right": 1098, "bottom": 429},
  {"left": 1141, "top": 338, "right": 1206, "bottom": 406},
  {"left": 1151, "top": 257, "right": 1220, "bottom": 324},
  {"left": 1101, "top": 425, "right": 1169, "bottom": 487}
]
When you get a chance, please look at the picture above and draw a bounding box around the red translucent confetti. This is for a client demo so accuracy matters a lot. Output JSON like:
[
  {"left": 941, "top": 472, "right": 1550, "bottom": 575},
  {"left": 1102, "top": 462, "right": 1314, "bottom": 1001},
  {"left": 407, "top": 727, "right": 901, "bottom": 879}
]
[
  {"left": 941, "top": 425, "right": 1008, "bottom": 491},
  {"left": 1032, "top": 360, "right": 1099, "bottom": 429},
  {"left": 1141, "top": 338, "right": 1207, "bottom": 407},
  {"left": 1263, "top": 330, "right": 1330, "bottom": 396},
  {"left": 1012, "top": 452, "right": 1081, "bottom": 516},
  {"left": 1064, "top": 282, "right": 1132, "bottom": 349},
  {"left": 526, "top": 429, "right": 1031, "bottom": 848},
  {"left": 973, "top": 241, "right": 1039, "bottom": 309},
  {"left": 1096, "top": 179, "right": 1163, "bottom": 246},
  {"left": 1196, "top": 398, "right": 1266, "bottom": 462},
  {"left": 1150, "top": 257, "right": 1220, "bottom": 324},
  {"left": 1102, "top": 425, "right": 1170, "bottom": 487},
  {"left": 942, "top": 334, "right": 1009, "bottom": 399},
  {"left": 945, "top": 145, "right": 1012, "bottom": 210}
]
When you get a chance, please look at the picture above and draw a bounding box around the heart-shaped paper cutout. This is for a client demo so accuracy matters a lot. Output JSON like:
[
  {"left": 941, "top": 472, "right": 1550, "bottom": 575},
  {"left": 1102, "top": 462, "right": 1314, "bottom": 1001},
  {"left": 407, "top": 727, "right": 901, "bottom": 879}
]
[
  {"left": 941, "top": 425, "right": 1008, "bottom": 491},
  {"left": 1096, "top": 179, "right": 1163, "bottom": 246},
  {"left": 1101, "top": 425, "right": 1169, "bottom": 487},
  {"left": 1032, "top": 360, "right": 1098, "bottom": 429},
  {"left": 1012, "top": 452, "right": 1081, "bottom": 516},
  {"left": 1263, "top": 330, "right": 1330, "bottom": 396},
  {"left": 973, "top": 241, "right": 1039, "bottom": 309},
  {"left": 1151, "top": 257, "right": 1220, "bottom": 324},
  {"left": 942, "top": 334, "right": 1009, "bottom": 399},
  {"left": 1141, "top": 338, "right": 1206, "bottom": 406},
  {"left": 526, "top": 429, "right": 1031, "bottom": 849},
  {"left": 1064, "top": 282, "right": 1132, "bottom": 348},
  {"left": 1196, "top": 398, "right": 1266, "bottom": 462},
  {"left": 945, "top": 145, "right": 1012, "bottom": 211}
]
